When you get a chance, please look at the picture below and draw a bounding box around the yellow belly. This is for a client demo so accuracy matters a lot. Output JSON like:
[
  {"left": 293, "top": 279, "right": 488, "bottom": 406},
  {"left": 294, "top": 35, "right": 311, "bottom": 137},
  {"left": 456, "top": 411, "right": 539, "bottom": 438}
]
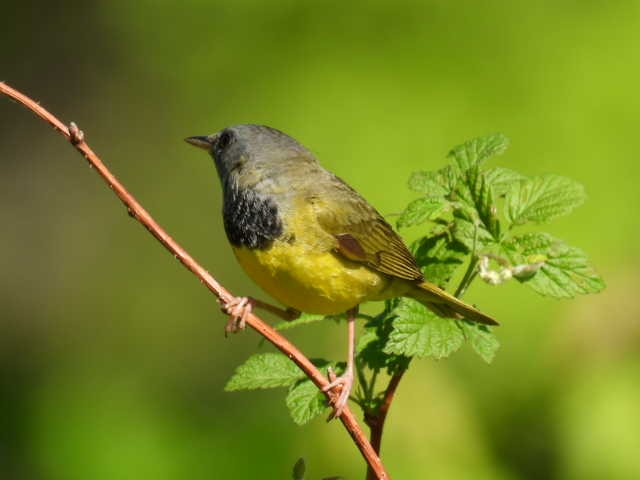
[{"left": 233, "top": 240, "right": 403, "bottom": 314}]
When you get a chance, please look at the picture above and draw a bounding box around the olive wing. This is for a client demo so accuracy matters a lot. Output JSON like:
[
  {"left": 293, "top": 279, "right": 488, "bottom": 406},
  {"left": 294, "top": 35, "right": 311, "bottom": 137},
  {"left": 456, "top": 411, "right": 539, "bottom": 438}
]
[{"left": 309, "top": 174, "right": 423, "bottom": 281}]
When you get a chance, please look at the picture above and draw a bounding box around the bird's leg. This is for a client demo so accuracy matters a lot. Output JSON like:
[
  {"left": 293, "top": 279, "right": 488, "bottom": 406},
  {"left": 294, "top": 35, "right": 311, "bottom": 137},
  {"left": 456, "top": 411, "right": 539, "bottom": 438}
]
[
  {"left": 221, "top": 296, "right": 300, "bottom": 336},
  {"left": 323, "top": 307, "right": 357, "bottom": 418},
  {"left": 250, "top": 298, "right": 300, "bottom": 322}
]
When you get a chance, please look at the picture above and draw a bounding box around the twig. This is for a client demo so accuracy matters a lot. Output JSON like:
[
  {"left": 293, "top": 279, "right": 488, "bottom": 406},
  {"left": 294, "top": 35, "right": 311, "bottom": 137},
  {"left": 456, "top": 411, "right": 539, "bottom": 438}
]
[
  {"left": 454, "top": 256, "right": 479, "bottom": 298},
  {"left": 455, "top": 223, "right": 480, "bottom": 298},
  {"left": 364, "top": 369, "right": 405, "bottom": 480},
  {"left": 364, "top": 225, "right": 482, "bottom": 477},
  {"left": 0, "top": 81, "right": 391, "bottom": 480}
]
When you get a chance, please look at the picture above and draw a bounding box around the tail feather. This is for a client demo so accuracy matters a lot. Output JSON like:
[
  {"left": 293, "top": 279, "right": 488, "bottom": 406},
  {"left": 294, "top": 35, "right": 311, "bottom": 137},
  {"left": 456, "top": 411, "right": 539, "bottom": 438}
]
[{"left": 410, "top": 281, "right": 499, "bottom": 326}]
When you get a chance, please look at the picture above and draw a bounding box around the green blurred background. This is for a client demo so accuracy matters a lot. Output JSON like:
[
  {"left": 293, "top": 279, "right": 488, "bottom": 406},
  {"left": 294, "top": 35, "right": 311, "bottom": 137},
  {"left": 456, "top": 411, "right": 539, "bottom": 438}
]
[{"left": 2, "top": 1, "right": 639, "bottom": 479}]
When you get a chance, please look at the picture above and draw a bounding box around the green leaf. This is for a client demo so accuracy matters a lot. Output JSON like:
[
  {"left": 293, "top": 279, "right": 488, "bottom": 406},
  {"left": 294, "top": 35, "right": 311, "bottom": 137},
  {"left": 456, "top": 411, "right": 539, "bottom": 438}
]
[
  {"left": 506, "top": 231, "right": 555, "bottom": 258},
  {"left": 438, "top": 165, "right": 462, "bottom": 192},
  {"left": 286, "top": 379, "right": 328, "bottom": 425},
  {"left": 384, "top": 299, "right": 465, "bottom": 359},
  {"left": 274, "top": 312, "right": 343, "bottom": 331},
  {"left": 357, "top": 309, "right": 406, "bottom": 374},
  {"left": 451, "top": 216, "right": 496, "bottom": 251},
  {"left": 356, "top": 329, "right": 379, "bottom": 355},
  {"left": 407, "top": 171, "right": 449, "bottom": 196},
  {"left": 454, "top": 166, "right": 500, "bottom": 238},
  {"left": 505, "top": 174, "right": 586, "bottom": 226},
  {"left": 357, "top": 331, "right": 391, "bottom": 372},
  {"left": 408, "top": 165, "right": 460, "bottom": 195},
  {"left": 507, "top": 233, "right": 605, "bottom": 298},
  {"left": 397, "top": 196, "right": 449, "bottom": 228},
  {"left": 292, "top": 458, "right": 306, "bottom": 480},
  {"left": 461, "top": 322, "right": 500, "bottom": 364},
  {"left": 411, "top": 234, "right": 467, "bottom": 286},
  {"left": 225, "top": 353, "right": 304, "bottom": 391},
  {"left": 448, "top": 133, "right": 509, "bottom": 171},
  {"left": 484, "top": 167, "right": 526, "bottom": 196}
]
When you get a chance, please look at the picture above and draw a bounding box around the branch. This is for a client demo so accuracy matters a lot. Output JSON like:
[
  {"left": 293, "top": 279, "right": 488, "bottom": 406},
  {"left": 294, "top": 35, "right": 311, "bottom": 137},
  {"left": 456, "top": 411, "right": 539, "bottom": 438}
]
[
  {"left": 0, "top": 82, "right": 391, "bottom": 480},
  {"left": 364, "top": 230, "right": 482, "bottom": 477},
  {"left": 364, "top": 369, "right": 405, "bottom": 480}
]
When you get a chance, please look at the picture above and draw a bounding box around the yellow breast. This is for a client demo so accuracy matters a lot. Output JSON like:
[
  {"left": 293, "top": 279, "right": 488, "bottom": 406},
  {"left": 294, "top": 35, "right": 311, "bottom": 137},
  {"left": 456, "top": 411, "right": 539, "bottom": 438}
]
[
  {"left": 230, "top": 192, "right": 413, "bottom": 314},
  {"left": 233, "top": 241, "right": 387, "bottom": 314},
  {"left": 232, "top": 198, "right": 411, "bottom": 314}
]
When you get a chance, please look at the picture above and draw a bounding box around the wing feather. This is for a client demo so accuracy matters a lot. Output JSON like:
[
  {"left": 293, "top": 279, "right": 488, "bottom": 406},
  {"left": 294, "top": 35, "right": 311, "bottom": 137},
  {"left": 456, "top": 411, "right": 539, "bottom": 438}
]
[{"left": 309, "top": 173, "right": 423, "bottom": 281}]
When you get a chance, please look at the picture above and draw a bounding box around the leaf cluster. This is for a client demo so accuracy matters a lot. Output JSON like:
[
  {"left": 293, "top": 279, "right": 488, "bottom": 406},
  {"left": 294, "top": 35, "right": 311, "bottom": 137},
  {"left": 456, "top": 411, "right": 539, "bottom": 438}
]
[
  {"left": 224, "top": 133, "right": 604, "bottom": 425},
  {"left": 225, "top": 352, "right": 341, "bottom": 425}
]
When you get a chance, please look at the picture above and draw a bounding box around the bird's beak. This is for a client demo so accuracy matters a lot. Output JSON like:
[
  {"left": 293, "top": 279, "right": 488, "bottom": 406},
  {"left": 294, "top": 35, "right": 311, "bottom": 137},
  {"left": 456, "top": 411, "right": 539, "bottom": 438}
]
[{"left": 184, "top": 135, "right": 216, "bottom": 150}]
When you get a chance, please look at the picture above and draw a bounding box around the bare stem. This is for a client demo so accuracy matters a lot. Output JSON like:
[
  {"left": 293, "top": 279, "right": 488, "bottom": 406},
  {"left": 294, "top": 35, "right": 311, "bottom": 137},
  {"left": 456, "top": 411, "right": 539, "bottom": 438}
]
[
  {"left": 0, "top": 82, "right": 391, "bottom": 480},
  {"left": 364, "top": 369, "right": 405, "bottom": 480},
  {"left": 455, "top": 223, "right": 481, "bottom": 299},
  {"left": 455, "top": 256, "right": 479, "bottom": 299},
  {"left": 364, "top": 230, "right": 482, "bottom": 478}
]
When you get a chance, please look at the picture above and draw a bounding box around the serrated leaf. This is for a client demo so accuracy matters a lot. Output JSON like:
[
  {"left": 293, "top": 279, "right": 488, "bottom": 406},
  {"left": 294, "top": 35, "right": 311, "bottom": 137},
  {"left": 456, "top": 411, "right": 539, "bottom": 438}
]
[
  {"left": 356, "top": 329, "right": 379, "bottom": 355},
  {"left": 358, "top": 332, "right": 391, "bottom": 372},
  {"left": 408, "top": 165, "right": 460, "bottom": 195},
  {"left": 407, "top": 171, "right": 449, "bottom": 196},
  {"left": 397, "top": 196, "right": 449, "bottom": 228},
  {"left": 292, "top": 458, "right": 305, "bottom": 480},
  {"left": 451, "top": 216, "right": 496, "bottom": 251},
  {"left": 448, "top": 133, "right": 509, "bottom": 171},
  {"left": 485, "top": 167, "right": 526, "bottom": 196},
  {"left": 507, "top": 233, "right": 605, "bottom": 298},
  {"left": 357, "top": 310, "right": 409, "bottom": 374},
  {"left": 505, "top": 174, "right": 586, "bottom": 226},
  {"left": 411, "top": 234, "right": 467, "bottom": 286},
  {"left": 225, "top": 353, "right": 304, "bottom": 391},
  {"left": 461, "top": 322, "right": 500, "bottom": 364},
  {"left": 384, "top": 299, "right": 465, "bottom": 359},
  {"left": 506, "top": 231, "right": 555, "bottom": 257},
  {"left": 286, "top": 379, "right": 328, "bottom": 425},
  {"left": 439, "top": 165, "right": 461, "bottom": 192},
  {"left": 454, "top": 166, "right": 500, "bottom": 238}
]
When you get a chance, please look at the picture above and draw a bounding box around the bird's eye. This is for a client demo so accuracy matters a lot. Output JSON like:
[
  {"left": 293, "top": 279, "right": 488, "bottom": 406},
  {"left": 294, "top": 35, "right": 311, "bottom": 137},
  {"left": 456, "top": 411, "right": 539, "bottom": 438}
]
[{"left": 217, "top": 130, "right": 234, "bottom": 151}]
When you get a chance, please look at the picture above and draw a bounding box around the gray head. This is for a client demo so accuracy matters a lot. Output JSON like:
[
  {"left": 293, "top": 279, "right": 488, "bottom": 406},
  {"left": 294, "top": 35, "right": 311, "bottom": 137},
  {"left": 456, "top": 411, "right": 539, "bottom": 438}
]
[
  {"left": 185, "top": 124, "right": 317, "bottom": 183},
  {"left": 186, "top": 124, "right": 320, "bottom": 249}
]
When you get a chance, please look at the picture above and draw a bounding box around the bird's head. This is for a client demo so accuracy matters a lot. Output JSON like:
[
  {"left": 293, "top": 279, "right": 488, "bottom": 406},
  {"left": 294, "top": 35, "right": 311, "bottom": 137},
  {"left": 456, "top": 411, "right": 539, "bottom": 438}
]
[{"left": 185, "top": 124, "right": 316, "bottom": 185}]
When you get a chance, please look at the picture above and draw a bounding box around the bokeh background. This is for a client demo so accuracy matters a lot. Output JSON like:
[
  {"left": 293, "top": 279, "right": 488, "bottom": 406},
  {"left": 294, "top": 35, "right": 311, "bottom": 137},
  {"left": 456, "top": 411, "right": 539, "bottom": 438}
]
[{"left": 2, "top": 1, "right": 639, "bottom": 479}]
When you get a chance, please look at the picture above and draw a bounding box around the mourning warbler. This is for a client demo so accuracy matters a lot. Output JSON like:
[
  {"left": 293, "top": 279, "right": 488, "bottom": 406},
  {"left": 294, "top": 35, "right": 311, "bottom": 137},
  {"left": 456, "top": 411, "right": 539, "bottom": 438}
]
[{"left": 186, "top": 124, "right": 497, "bottom": 416}]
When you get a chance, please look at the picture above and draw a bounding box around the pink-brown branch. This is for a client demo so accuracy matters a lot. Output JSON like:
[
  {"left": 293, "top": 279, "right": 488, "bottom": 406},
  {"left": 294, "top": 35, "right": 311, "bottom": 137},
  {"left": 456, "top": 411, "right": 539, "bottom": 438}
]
[
  {"left": 0, "top": 81, "right": 390, "bottom": 480},
  {"left": 365, "top": 370, "right": 405, "bottom": 480}
]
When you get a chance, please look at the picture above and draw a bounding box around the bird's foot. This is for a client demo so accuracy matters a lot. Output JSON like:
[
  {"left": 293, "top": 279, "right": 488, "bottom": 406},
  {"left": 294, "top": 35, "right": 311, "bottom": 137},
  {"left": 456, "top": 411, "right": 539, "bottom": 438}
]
[
  {"left": 221, "top": 296, "right": 253, "bottom": 336},
  {"left": 322, "top": 366, "right": 354, "bottom": 419}
]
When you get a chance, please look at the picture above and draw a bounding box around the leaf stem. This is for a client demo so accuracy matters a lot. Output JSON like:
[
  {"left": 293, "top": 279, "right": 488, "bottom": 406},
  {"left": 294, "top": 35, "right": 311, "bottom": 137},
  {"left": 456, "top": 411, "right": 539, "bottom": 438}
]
[
  {"left": 368, "top": 370, "right": 379, "bottom": 400},
  {"left": 454, "top": 257, "right": 479, "bottom": 298},
  {"left": 356, "top": 363, "right": 370, "bottom": 401},
  {"left": 365, "top": 369, "right": 406, "bottom": 480},
  {"left": 364, "top": 215, "right": 482, "bottom": 477},
  {"left": 455, "top": 221, "right": 481, "bottom": 298}
]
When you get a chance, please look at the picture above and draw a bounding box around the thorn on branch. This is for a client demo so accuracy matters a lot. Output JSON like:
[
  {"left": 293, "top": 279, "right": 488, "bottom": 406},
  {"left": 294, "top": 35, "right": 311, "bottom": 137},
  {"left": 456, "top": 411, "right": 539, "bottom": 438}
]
[{"left": 68, "top": 121, "right": 84, "bottom": 145}]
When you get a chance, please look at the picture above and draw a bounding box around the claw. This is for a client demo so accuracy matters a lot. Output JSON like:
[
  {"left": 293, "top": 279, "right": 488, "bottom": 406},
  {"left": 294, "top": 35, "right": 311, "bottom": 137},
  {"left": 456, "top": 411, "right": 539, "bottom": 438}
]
[
  {"left": 222, "top": 296, "right": 253, "bottom": 335},
  {"left": 322, "top": 366, "right": 354, "bottom": 419}
]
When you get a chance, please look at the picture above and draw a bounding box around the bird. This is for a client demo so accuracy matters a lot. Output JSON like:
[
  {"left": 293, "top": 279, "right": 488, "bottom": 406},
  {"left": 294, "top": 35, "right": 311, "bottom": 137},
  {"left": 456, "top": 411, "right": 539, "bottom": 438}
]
[{"left": 185, "top": 124, "right": 497, "bottom": 416}]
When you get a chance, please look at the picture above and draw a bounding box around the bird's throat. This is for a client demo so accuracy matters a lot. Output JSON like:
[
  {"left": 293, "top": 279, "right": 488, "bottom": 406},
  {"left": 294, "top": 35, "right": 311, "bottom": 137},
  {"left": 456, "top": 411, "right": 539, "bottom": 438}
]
[{"left": 222, "top": 181, "right": 283, "bottom": 250}]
